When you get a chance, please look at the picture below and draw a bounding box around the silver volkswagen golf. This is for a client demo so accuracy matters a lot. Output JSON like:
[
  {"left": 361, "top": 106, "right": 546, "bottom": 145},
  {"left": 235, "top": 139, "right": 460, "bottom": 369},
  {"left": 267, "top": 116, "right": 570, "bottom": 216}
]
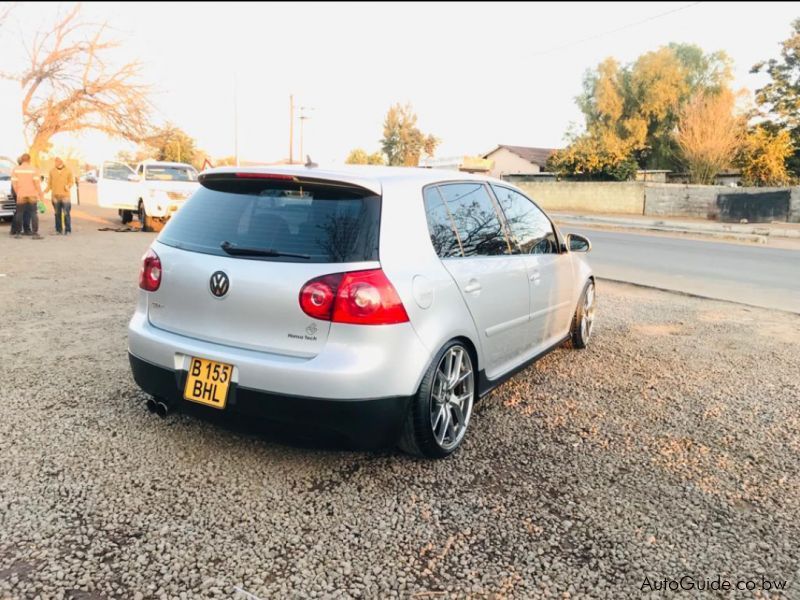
[{"left": 128, "top": 165, "right": 595, "bottom": 458}]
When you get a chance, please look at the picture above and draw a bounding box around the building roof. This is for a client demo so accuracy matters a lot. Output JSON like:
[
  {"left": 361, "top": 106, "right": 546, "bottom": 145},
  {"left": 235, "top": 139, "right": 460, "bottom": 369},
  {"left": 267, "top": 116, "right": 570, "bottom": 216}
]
[{"left": 483, "top": 145, "right": 558, "bottom": 166}]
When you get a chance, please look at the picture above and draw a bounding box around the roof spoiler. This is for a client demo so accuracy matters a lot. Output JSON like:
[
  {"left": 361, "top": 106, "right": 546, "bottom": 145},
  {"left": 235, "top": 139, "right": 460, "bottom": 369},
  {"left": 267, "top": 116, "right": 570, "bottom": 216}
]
[{"left": 198, "top": 169, "right": 381, "bottom": 195}]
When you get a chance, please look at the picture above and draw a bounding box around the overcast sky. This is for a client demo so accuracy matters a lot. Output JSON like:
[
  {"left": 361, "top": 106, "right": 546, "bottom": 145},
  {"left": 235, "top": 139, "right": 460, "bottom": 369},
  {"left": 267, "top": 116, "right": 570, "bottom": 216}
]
[{"left": 0, "top": 2, "right": 797, "bottom": 165}]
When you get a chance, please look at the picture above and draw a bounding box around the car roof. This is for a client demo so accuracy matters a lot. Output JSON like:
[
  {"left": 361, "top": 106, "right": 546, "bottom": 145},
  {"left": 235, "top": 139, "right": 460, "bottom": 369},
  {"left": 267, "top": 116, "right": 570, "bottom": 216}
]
[{"left": 200, "top": 164, "right": 504, "bottom": 196}]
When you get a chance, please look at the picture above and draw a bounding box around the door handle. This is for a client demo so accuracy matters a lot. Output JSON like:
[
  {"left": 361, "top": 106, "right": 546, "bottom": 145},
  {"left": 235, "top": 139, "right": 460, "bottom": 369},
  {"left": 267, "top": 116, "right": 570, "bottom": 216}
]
[
  {"left": 463, "top": 280, "right": 482, "bottom": 294},
  {"left": 529, "top": 270, "right": 541, "bottom": 283}
]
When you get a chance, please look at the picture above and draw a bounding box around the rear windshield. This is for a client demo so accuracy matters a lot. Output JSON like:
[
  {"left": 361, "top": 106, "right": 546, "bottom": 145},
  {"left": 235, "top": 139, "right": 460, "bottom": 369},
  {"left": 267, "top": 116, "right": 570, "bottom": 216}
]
[{"left": 158, "top": 182, "right": 381, "bottom": 263}]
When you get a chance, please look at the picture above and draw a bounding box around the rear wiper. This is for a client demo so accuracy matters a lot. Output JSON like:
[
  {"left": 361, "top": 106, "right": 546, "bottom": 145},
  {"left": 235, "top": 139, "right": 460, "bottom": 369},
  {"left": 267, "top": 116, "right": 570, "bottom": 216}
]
[{"left": 220, "top": 241, "right": 310, "bottom": 259}]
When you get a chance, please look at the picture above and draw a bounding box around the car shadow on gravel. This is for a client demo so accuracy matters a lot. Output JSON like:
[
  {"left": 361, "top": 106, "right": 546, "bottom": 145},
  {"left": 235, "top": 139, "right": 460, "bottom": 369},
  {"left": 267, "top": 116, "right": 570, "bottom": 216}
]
[{"left": 175, "top": 401, "right": 386, "bottom": 455}]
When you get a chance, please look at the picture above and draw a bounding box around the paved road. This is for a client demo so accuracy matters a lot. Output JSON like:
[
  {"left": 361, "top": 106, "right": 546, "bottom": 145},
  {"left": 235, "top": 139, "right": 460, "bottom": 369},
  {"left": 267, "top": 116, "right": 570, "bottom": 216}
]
[{"left": 564, "top": 227, "right": 800, "bottom": 313}]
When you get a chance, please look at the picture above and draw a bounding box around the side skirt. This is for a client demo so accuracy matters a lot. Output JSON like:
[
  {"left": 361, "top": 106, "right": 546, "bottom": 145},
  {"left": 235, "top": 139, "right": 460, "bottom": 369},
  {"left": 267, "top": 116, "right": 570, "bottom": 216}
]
[{"left": 477, "top": 334, "right": 571, "bottom": 398}]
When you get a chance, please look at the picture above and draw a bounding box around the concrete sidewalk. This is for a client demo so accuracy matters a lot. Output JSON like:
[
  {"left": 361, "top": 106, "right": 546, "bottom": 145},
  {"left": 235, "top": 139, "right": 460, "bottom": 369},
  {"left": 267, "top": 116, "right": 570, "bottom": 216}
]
[{"left": 553, "top": 212, "right": 800, "bottom": 243}]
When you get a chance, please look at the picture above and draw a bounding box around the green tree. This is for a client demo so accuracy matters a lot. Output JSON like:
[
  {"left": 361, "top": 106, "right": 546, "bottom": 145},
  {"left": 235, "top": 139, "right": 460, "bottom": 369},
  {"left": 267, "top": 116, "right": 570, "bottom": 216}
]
[
  {"left": 751, "top": 18, "right": 800, "bottom": 176},
  {"left": 213, "top": 156, "right": 237, "bottom": 167},
  {"left": 345, "top": 148, "right": 385, "bottom": 165},
  {"left": 115, "top": 149, "right": 149, "bottom": 167},
  {"left": 143, "top": 124, "right": 197, "bottom": 165},
  {"left": 380, "top": 103, "right": 438, "bottom": 166},
  {"left": 736, "top": 126, "right": 794, "bottom": 186},
  {"left": 547, "top": 131, "right": 638, "bottom": 181},
  {"left": 565, "top": 44, "right": 733, "bottom": 177}
]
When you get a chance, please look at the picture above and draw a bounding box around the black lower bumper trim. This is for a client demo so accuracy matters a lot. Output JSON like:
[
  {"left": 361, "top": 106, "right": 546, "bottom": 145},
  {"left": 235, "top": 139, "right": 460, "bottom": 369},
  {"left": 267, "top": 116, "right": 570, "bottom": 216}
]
[{"left": 129, "top": 353, "right": 409, "bottom": 448}]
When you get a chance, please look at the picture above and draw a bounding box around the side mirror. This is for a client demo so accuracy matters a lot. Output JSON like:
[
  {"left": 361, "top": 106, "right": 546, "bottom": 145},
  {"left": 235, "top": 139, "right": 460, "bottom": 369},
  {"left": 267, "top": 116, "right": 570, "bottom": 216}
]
[
  {"left": 128, "top": 173, "right": 140, "bottom": 182},
  {"left": 567, "top": 233, "right": 591, "bottom": 253}
]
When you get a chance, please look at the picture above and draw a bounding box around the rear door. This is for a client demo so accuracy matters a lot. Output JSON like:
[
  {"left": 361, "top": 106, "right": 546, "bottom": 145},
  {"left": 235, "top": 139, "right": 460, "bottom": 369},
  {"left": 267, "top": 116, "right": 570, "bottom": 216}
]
[
  {"left": 491, "top": 185, "right": 575, "bottom": 347},
  {"left": 423, "top": 183, "right": 530, "bottom": 379},
  {"left": 149, "top": 176, "right": 381, "bottom": 358},
  {"left": 97, "top": 161, "right": 139, "bottom": 209}
]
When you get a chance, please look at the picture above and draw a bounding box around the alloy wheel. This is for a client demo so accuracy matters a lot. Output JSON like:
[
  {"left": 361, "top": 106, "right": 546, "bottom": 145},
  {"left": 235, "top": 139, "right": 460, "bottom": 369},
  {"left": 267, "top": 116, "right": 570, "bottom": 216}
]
[
  {"left": 429, "top": 346, "right": 474, "bottom": 451},
  {"left": 581, "top": 282, "right": 596, "bottom": 342}
]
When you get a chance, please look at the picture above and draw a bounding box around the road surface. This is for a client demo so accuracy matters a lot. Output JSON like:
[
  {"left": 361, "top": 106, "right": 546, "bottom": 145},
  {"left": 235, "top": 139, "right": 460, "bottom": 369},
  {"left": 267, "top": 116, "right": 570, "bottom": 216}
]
[{"left": 564, "top": 227, "right": 800, "bottom": 313}]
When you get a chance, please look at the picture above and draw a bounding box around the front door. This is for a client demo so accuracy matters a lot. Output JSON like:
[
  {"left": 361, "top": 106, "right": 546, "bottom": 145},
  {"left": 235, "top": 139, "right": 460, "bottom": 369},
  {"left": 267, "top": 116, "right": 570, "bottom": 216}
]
[
  {"left": 97, "top": 161, "right": 139, "bottom": 210},
  {"left": 423, "top": 183, "right": 531, "bottom": 379},
  {"left": 491, "top": 185, "right": 575, "bottom": 349}
]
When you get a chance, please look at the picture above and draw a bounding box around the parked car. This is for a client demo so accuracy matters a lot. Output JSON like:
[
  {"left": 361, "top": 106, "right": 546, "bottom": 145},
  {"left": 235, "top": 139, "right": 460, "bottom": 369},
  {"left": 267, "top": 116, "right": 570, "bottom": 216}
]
[
  {"left": 0, "top": 156, "right": 15, "bottom": 221},
  {"left": 128, "top": 166, "right": 595, "bottom": 457},
  {"left": 96, "top": 160, "right": 199, "bottom": 230}
]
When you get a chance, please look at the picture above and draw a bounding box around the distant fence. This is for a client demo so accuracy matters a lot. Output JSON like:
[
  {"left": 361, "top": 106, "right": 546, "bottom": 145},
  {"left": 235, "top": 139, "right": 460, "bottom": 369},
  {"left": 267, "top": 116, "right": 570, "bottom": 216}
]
[
  {"left": 516, "top": 181, "right": 645, "bottom": 215},
  {"left": 515, "top": 181, "right": 800, "bottom": 223}
]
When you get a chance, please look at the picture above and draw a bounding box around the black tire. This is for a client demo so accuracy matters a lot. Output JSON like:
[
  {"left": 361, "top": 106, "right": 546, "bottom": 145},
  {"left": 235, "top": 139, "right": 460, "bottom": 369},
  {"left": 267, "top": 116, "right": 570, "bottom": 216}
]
[
  {"left": 120, "top": 209, "right": 133, "bottom": 225},
  {"left": 569, "top": 279, "right": 596, "bottom": 349},
  {"left": 138, "top": 200, "right": 150, "bottom": 232},
  {"left": 399, "top": 340, "right": 475, "bottom": 459}
]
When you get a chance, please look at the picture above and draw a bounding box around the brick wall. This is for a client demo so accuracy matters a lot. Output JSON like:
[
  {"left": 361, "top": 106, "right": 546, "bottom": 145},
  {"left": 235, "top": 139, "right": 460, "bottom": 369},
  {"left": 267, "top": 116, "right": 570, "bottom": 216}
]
[
  {"left": 513, "top": 180, "right": 800, "bottom": 222},
  {"left": 643, "top": 184, "right": 799, "bottom": 222},
  {"left": 516, "top": 181, "right": 645, "bottom": 215}
]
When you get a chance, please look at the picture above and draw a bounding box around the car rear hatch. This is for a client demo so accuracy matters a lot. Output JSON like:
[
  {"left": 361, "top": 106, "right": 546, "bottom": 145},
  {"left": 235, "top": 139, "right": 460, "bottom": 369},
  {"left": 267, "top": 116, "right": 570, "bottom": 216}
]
[{"left": 148, "top": 171, "right": 382, "bottom": 358}]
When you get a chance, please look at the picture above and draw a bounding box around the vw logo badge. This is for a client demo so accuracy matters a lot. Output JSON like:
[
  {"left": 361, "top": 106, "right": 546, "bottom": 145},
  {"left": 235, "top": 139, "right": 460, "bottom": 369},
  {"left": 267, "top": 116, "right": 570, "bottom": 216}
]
[{"left": 209, "top": 271, "right": 230, "bottom": 298}]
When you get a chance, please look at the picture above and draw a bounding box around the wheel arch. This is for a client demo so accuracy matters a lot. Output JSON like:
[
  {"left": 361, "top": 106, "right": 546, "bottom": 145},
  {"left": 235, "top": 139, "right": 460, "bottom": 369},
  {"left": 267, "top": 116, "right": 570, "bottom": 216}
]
[
  {"left": 452, "top": 335, "right": 480, "bottom": 378},
  {"left": 412, "top": 334, "right": 480, "bottom": 401}
]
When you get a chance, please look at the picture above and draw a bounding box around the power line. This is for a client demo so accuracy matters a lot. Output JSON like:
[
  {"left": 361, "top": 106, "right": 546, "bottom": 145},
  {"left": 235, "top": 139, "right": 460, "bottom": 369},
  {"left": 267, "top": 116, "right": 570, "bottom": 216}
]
[{"left": 531, "top": 1, "right": 703, "bottom": 57}]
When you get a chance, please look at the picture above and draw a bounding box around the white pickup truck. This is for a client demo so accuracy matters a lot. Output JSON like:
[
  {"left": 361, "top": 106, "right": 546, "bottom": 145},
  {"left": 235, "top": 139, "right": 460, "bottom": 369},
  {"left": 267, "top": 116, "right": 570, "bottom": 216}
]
[
  {"left": 97, "top": 160, "right": 200, "bottom": 231},
  {"left": 0, "top": 156, "right": 15, "bottom": 221}
]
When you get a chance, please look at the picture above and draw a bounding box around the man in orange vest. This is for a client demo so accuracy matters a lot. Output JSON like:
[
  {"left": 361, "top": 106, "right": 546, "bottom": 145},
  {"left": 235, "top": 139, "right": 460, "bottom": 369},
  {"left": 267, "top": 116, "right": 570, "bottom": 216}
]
[{"left": 10, "top": 153, "right": 43, "bottom": 240}]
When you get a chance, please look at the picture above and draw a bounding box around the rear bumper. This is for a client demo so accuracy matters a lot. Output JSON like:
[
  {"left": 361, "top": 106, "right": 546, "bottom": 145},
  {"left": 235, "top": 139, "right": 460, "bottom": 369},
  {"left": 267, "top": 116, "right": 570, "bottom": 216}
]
[
  {"left": 129, "top": 353, "right": 410, "bottom": 447},
  {"left": 128, "top": 303, "right": 432, "bottom": 400}
]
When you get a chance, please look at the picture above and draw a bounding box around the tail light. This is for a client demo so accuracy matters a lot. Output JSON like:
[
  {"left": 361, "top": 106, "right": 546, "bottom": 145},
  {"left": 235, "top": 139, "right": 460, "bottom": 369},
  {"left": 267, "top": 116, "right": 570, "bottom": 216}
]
[
  {"left": 139, "top": 248, "right": 162, "bottom": 292},
  {"left": 299, "top": 269, "right": 409, "bottom": 325}
]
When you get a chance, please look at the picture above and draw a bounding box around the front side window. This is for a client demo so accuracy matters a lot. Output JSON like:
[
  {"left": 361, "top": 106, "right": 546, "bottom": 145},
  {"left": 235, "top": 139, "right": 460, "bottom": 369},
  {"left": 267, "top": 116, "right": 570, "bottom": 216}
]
[
  {"left": 103, "top": 161, "right": 134, "bottom": 181},
  {"left": 436, "top": 183, "right": 509, "bottom": 257},
  {"left": 492, "top": 185, "right": 558, "bottom": 255}
]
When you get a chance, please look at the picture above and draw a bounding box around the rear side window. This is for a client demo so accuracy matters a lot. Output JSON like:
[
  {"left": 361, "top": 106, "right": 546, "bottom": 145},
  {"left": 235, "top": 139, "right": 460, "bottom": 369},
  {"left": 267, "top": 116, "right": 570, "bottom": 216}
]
[
  {"left": 492, "top": 185, "right": 558, "bottom": 255},
  {"left": 159, "top": 182, "right": 380, "bottom": 263},
  {"left": 423, "top": 187, "right": 462, "bottom": 258},
  {"left": 431, "top": 183, "right": 509, "bottom": 257}
]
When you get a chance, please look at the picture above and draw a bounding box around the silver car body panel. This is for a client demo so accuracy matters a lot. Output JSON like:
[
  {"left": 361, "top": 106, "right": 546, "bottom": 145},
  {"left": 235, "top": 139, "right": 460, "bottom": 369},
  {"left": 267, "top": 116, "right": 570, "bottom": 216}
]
[{"left": 128, "top": 165, "right": 593, "bottom": 402}]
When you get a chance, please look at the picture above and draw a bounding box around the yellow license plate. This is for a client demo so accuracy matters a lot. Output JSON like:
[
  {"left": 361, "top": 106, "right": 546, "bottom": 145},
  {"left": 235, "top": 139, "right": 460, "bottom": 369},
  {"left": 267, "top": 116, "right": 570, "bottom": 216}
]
[{"left": 183, "top": 357, "right": 233, "bottom": 409}]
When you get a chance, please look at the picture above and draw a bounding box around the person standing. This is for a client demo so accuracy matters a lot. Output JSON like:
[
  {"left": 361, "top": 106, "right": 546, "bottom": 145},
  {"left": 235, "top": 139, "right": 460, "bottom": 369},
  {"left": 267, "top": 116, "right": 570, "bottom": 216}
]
[
  {"left": 8, "top": 156, "right": 20, "bottom": 236},
  {"left": 46, "top": 157, "right": 74, "bottom": 235},
  {"left": 10, "top": 153, "right": 43, "bottom": 240}
]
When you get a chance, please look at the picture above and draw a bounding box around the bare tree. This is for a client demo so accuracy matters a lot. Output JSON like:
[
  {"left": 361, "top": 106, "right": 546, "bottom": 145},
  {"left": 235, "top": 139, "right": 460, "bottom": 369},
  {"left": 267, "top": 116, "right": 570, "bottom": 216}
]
[
  {"left": 4, "top": 4, "right": 151, "bottom": 162},
  {"left": 0, "top": 3, "right": 15, "bottom": 29}
]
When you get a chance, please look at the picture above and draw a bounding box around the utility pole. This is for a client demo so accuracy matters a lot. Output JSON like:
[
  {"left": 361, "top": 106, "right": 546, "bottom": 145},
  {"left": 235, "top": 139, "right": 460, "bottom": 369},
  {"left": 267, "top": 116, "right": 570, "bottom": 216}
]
[
  {"left": 234, "top": 73, "right": 240, "bottom": 167},
  {"left": 299, "top": 105, "right": 314, "bottom": 162},
  {"left": 288, "top": 94, "right": 294, "bottom": 165}
]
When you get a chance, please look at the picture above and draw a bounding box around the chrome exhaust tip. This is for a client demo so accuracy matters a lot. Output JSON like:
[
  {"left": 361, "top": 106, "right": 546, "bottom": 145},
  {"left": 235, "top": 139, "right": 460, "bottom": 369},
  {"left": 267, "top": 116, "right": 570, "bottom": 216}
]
[{"left": 146, "top": 398, "right": 157, "bottom": 414}]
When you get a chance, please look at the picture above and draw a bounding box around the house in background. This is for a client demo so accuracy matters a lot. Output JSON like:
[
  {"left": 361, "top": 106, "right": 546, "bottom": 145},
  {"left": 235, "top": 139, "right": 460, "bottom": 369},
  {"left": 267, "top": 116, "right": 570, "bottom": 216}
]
[
  {"left": 482, "top": 145, "right": 558, "bottom": 179},
  {"left": 418, "top": 155, "right": 494, "bottom": 173}
]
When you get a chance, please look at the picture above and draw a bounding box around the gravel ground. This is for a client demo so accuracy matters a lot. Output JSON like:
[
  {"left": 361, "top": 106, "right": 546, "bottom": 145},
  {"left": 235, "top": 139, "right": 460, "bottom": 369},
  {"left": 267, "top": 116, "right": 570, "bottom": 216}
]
[{"left": 1, "top": 209, "right": 799, "bottom": 599}]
